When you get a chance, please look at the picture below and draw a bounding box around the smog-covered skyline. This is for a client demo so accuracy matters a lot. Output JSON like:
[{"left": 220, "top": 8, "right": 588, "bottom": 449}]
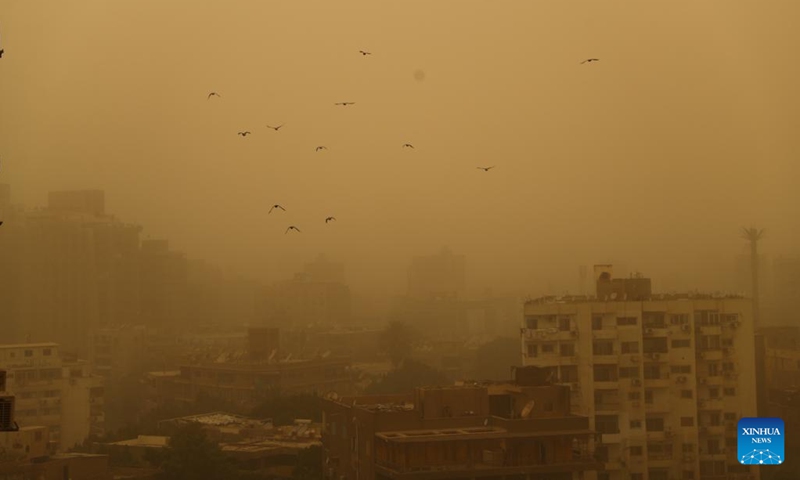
[{"left": 1, "top": 0, "right": 799, "bottom": 296}]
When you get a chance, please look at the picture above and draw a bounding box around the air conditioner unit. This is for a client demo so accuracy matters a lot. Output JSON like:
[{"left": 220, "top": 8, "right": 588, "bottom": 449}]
[
  {"left": 632, "top": 379, "right": 642, "bottom": 387},
  {"left": 650, "top": 353, "right": 660, "bottom": 360},
  {"left": 681, "top": 324, "right": 691, "bottom": 332},
  {"left": 676, "top": 376, "right": 687, "bottom": 383},
  {"left": 645, "top": 328, "right": 654, "bottom": 334},
  {"left": 571, "top": 329, "right": 579, "bottom": 337}
]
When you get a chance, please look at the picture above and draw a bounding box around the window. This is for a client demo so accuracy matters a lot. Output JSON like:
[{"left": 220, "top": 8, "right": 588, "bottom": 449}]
[
  {"left": 709, "top": 387, "right": 720, "bottom": 399},
  {"left": 527, "top": 345, "right": 537, "bottom": 357},
  {"left": 644, "top": 365, "right": 661, "bottom": 380},
  {"left": 670, "top": 365, "right": 691, "bottom": 374},
  {"left": 621, "top": 341, "right": 639, "bottom": 353},
  {"left": 595, "top": 415, "right": 620, "bottom": 434},
  {"left": 597, "top": 473, "right": 610, "bottom": 480},
  {"left": 672, "top": 339, "right": 691, "bottom": 348},
  {"left": 525, "top": 316, "right": 538, "bottom": 329},
  {"left": 643, "top": 337, "right": 668, "bottom": 354},
  {"left": 560, "top": 365, "right": 579, "bottom": 382},
  {"left": 592, "top": 315, "right": 603, "bottom": 330},
  {"left": 593, "top": 341, "right": 614, "bottom": 356},
  {"left": 43, "top": 349, "right": 52, "bottom": 356},
  {"left": 541, "top": 343, "right": 555, "bottom": 353},
  {"left": 593, "top": 364, "right": 618, "bottom": 382},
  {"left": 617, "top": 316, "right": 638, "bottom": 326},
  {"left": 699, "top": 335, "right": 721, "bottom": 350},
  {"left": 724, "top": 388, "right": 736, "bottom": 396},
  {"left": 630, "top": 446, "right": 643, "bottom": 456},
  {"left": 708, "top": 363, "right": 720, "bottom": 376},
  {"left": 683, "top": 471, "right": 695, "bottom": 480},
  {"left": 670, "top": 314, "right": 689, "bottom": 325},
  {"left": 724, "top": 412, "right": 736, "bottom": 421},
  {"left": 560, "top": 343, "right": 575, "bottom": 357},
  {"left": 559, "top": 316, "right": 571, "bottom": 331},
  {"left": 649, "top": 469, "right": 669, "bottom": 480},
  {"left": 682, "top": 443, "right": 694, "bottom": 453},
  {"left": 630, "top": 474, "right": 644, "bottom": 480},
  {"left": 643, "top": 312, "right": 666, "bottom": 328},
  {"left": 644, "top": 390, "right": 654, "bottom": 404},
  {"left": 645, "top": 417, "right": 665, "bottom": 431},
  {"left": 681, "top": 417, "right": 695, "bottom": 427},
  {"left": 707, "top": 439, "right": 721, "bottom": 455},
  {"left": 681, "top": 390, "right": 693, "bottom": 399},
  {"left": 24, "top": 350, "right": 33, "bottom": 357},
  {"left": 725, "top": 437, "right": 737, "bottom": 448},
  {"left": 630, "top": 420, "right": 642, "bottom": 429},
  {"left": 629, "top": 391, "right": 641, "bottom": 400},
  {"left": 620, "top": 367, "right": 640, "bottom": 378}
]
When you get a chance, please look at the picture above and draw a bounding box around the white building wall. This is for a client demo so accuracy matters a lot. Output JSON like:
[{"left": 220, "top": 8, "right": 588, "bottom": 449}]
[{"left": 521, "top": 297, "right": 759, "bottom": 480}]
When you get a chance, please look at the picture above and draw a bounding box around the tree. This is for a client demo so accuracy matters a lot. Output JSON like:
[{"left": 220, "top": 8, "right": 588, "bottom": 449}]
[
  {"left": 151, "top": 423, "right": 235, "bottom": 480},
  {"left": 470, "top": 336, "right": 520, "bottom": 381},
  {"left": 366, "top": 358, "right": 451, "bottom": 394},
  {"left": 379, "top": 320, "right": 421, "bottom": 366}
]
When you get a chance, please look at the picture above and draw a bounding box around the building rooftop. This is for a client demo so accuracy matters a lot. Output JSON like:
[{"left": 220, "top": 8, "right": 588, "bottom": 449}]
[
  {"left": 162, "top": 412, "right": 272, "bottom": 429},
  {"left": 0, "top": 342, "right": 59, "bottom": 350},
  {"left": 108, "top": 436, "right": 170, "bottom": 448},
  {"left": 376, "top": 426, "right": 594, "bottom": 443},
  {"left": 524, "top": 292, "right": 745, "bottom": 306}
]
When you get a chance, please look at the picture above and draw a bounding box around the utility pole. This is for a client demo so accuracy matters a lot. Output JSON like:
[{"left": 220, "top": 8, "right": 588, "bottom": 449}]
[{"left": 741, "top": 227, "right": 766, "bottom": 327}]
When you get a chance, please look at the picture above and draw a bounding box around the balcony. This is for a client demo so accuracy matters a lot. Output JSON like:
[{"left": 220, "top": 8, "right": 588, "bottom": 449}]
[
  {"left": 698, "top": 325, "right": 722, "bottom": 336},
  {"left": 644, "top": 402, "right": 671, "bottom": 413},
  {"left": 644, "top": 377, "right": 671, "bottom": 389}
]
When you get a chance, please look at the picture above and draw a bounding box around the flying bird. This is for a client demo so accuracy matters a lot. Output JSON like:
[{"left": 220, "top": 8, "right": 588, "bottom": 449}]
[
  {"left": 269, "top": 204, "right": 286, "bottom": 214},
  {"left": 316, "top": 146, "right": 327, "bottom": 152},
  {"left": 325, "top": 217, "right": 336, "bottom": 223},
  {"left": 207, "top": 92, "right": 221, "bottom": 99},
  {"left": 238, "top": 131, "right": 251, "bottom": 137},
  {"left": 266, "top": 124, "right": 284, "bottom": 131},
  {"left": 334, "top": 102, "right": 355, "bottom": 106},
  {"left": 285, "top": 226, "right": 301, "bottom": 234},
  {"left": 580, "top": 58, "right": 599, "bottom": 64},
  {"left": 0, "top": 221, "right": 3, "bottom": 227},
  {"left": 402, "top": 143, "right": 414, "bottom": 149},
  {"left": 0, "top": 49, "right": 4, "bottom": 59},
  {"left": 477, "top": 166, "right": 495, "bottom": 171},
  {"left": 359, "top": 50, "right": 371, "bottom": 56}
]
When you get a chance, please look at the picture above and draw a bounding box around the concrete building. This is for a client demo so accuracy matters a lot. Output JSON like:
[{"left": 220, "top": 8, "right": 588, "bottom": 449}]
[
  {"left": 407, "top": 247, "right": 466, "bottom": 300},
  {"left": 0, "top": 344, "right": 104, "bottom": 450},
  {"left": 321, "top": 366, "right": 601, "bottom": 480},
  {"left": 521, "top": 266, "right": 760, "bottom": 480},
  {"left": 89, "top": 325, "right": 147, "bottom": 380},
  {"left": 139, "top": 239, "right": 189, "bottom": 328}
]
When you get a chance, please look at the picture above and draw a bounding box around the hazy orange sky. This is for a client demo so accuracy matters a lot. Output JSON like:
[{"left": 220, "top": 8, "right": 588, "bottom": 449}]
[{"left": 1, "top": 0, "right": 798, "bottom": 296}]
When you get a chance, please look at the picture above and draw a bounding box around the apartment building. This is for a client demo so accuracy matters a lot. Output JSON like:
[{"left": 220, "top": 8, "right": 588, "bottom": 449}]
[
  {"left": 321, "top": 366, "right": 601, "bottom": 480},
  {"left": 89, "top": 325, "right": 147, "bottom": 380},
  {"left": 521, "top": 266, "right": 760, "bottom": 480},
  {"left": 0, "top": 344, "right": 104, "bottom": 450}
]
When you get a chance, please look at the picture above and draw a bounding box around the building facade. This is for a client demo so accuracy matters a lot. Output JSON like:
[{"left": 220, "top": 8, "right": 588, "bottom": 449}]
[
  {"left": 321, "top": 368, "right": 601, "bottom": 480},
  {"left": 521, "top": 270, "right": 759, "bottom": 480},
  {"left": 0, "top": 344, "right": 104, "bottom": 450}
]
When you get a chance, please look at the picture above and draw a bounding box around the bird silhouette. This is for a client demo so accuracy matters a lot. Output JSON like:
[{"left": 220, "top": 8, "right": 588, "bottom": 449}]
[
  {"left": 477, "top": 166, "right": 495, "bottom": 171},
  {"left": 316, "top": 146, "right": 328, "bottom": 152},
  {"left": 402, "top": 143, "right": 414, "bottom": 149},
  {"left": 335, "top": 102, "right": 355, "bottom": 106},
  {"left": 325, "top": 217, "right": 336, "bottom": 223},
  {"left": 238, "top": 131, "right": 251, "bottom": 137},
  {"left": 285, "top": 226, "right": 301, "bottom": 234},
  {"left": 580, "top": 58, "right": 599, "bottom": 64},
  {"left": 207, "top": 92, "right": 221, "bottom": 99},
  {"left": 359, "top": 50, "right": 371, "bottom": 56},
  {"left": 269, "top": 204, "right": 286, "bottom": 214},
  {"left": 266, "top": 124, "right": 284, "bottom": 131},
  {"left": 0, "top": 49, "right": 4, "bottom": 59},
  {"left": 0, "top": 221, "right": 3, "bottom": 227}
]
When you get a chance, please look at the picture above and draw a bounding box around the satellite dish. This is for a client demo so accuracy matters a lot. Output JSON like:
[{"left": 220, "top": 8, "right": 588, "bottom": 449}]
[{"left": 521, "top": 400, "right": 536, "bottom": 419}]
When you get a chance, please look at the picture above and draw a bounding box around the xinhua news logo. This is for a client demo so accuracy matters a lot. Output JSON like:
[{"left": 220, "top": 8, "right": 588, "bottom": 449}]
[{"left": 738, "top": 417, "right": 785, "bottom": 465}]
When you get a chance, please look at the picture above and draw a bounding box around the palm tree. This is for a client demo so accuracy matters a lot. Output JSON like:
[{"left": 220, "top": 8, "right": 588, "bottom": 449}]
[{"left": 741, "top": 226, "right": 766, "bottom": 326}]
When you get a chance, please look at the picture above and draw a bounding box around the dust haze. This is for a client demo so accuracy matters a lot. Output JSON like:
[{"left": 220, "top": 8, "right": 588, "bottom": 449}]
[{"left": 1, "top": 0, "right": 798, "bottom": 299}]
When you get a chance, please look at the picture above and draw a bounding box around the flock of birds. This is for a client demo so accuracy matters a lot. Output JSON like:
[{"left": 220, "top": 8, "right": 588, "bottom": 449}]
[
  {"left": 0, "top": 42, "right": 599, "bottom": 233},
  {"left": 200, "top": 51, "right": 599, "bottom": 236}
]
